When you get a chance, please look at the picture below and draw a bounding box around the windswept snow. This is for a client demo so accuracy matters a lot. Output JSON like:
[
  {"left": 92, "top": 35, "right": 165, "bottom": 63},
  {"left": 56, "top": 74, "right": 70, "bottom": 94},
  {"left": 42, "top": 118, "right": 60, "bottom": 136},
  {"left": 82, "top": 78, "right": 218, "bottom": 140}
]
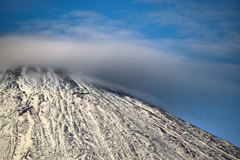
[{"left": 0, "top": 66, "right": 239, "bottom": 160}]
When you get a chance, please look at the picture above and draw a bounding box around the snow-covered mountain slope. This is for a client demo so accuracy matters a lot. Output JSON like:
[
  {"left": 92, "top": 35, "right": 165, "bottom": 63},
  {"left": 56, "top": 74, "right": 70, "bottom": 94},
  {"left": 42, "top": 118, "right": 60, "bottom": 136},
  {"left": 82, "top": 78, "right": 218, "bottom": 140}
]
[{"left": 0, "top": 66, "right": 239, "bottom": 160}]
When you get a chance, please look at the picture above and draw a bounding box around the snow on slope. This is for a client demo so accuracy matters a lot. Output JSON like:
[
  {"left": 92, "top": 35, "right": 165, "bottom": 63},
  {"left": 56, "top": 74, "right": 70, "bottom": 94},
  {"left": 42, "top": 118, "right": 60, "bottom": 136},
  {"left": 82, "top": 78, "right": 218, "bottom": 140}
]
[{"left": 0, "top": 66, "right": 239, "bottom": 160}]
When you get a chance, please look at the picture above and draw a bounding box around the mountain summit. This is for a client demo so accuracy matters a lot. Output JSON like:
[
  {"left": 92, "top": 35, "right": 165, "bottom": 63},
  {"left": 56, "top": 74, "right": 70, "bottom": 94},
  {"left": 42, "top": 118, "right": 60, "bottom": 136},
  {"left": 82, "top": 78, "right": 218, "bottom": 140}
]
[{"left": 0, "top": 66, "right": 239, "bottom": 160}]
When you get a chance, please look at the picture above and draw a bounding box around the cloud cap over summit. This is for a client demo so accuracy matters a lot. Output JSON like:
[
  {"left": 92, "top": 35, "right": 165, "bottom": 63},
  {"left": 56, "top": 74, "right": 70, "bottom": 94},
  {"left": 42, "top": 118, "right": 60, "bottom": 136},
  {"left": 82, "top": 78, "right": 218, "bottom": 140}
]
[{"left": 0, "top": 0, "right": 240, "bottom": 148}]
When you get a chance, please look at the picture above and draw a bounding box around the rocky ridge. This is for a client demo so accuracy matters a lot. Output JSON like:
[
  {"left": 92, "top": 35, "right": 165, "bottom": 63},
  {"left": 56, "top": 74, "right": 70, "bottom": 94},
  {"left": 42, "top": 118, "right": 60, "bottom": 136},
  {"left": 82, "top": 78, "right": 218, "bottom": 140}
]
[{"left": 0, "top": 66, "right": 240, "bottom": 160}]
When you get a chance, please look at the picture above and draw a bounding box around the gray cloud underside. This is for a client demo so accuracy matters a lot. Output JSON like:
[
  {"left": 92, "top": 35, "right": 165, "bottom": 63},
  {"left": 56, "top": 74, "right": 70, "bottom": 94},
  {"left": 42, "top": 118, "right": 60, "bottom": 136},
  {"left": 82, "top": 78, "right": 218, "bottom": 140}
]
[{"left": 0, "top": 34, "right": 239, "bottom": 105}]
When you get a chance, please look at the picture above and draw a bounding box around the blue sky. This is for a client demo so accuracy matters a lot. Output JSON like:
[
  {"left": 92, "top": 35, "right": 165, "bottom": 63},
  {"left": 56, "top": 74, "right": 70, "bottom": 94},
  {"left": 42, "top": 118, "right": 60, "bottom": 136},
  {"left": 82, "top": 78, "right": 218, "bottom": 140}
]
[{"left": 0, "top": 0, "right": 240, "bottom": 147}]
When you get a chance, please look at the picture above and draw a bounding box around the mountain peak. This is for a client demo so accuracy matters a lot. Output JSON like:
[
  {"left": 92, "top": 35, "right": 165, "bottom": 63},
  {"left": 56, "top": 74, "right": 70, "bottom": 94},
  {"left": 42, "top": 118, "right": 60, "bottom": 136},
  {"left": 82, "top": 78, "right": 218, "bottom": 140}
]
[{"left": 0, "top": 66, "right": 239, "bottom": 159}]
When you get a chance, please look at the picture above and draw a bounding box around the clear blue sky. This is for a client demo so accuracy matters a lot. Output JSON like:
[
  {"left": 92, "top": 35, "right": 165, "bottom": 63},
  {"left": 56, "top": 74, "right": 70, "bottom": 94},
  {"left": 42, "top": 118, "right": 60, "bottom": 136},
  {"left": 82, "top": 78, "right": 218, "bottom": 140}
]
[{"left": 0, "top": 0, "right": 240, "bottom": 147}]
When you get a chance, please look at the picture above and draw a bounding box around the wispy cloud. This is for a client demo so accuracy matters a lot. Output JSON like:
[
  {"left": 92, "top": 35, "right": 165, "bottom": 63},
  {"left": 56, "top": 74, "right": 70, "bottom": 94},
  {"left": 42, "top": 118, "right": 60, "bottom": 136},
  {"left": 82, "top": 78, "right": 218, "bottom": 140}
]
[
  {"left": 14, "top": 10, "right": 140, "bottom": 41},
  {"left": 61, "top": 10, "right": 103, "bottom": 19},
  {"left": 136, "top": 0, "right": 240, "bottom": 40}
]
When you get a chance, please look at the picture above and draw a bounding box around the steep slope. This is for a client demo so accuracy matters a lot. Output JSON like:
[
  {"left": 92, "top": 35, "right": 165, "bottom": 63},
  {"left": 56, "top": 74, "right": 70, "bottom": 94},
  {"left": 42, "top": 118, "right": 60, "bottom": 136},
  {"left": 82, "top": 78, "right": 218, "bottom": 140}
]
[{"left": 0, "top": 66, "right": 239, "bottom": 160}]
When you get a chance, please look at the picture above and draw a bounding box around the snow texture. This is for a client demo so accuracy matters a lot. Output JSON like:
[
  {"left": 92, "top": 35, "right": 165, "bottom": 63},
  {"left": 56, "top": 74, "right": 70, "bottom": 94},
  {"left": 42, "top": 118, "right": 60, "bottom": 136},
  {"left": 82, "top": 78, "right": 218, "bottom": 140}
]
[{"left": 0, "top": 66, "right": 239, "bottom": 160}]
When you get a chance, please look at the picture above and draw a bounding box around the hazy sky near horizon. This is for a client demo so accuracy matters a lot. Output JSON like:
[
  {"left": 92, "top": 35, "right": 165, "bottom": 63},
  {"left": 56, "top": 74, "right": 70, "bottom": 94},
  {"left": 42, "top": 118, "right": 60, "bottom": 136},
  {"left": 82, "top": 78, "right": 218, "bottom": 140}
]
[{"left": 0, "top": 0, "right": 240, "bottom": 147}]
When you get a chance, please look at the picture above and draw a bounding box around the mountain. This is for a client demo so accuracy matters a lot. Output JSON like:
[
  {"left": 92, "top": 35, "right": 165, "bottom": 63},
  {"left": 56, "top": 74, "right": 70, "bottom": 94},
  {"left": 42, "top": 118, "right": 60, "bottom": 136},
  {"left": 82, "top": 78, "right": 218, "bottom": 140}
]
[{"left": 0, "top": 66, "right": 239, "bottom": 160}]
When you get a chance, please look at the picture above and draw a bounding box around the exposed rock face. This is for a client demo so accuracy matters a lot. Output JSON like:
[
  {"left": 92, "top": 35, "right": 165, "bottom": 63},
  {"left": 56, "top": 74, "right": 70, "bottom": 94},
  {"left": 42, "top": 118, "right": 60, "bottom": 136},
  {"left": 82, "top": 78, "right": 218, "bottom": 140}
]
[{"left": 0, "top": 66, "right": 239, "bottom": 160}]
